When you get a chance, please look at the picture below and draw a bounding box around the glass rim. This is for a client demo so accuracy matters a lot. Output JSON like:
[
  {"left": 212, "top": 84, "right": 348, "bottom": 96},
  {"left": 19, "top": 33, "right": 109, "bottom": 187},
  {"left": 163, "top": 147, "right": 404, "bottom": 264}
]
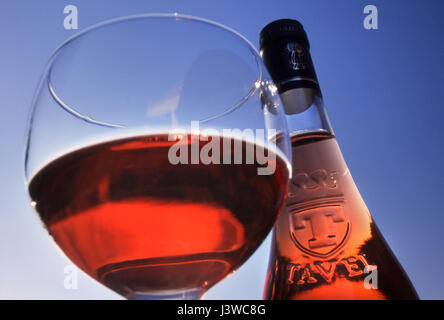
[
  {"left": 38, "top": 13, "right": 265, "bottom": 129},
  {"left": 50, "top": 13, "right": 261, "bottom": 62}
]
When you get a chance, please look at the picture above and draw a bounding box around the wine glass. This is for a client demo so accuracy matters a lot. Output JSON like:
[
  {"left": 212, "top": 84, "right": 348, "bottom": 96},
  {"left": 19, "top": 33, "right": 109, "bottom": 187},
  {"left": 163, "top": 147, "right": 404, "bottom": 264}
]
[{"left": 24, "top": 14, "right": 291, "bottom": 300}]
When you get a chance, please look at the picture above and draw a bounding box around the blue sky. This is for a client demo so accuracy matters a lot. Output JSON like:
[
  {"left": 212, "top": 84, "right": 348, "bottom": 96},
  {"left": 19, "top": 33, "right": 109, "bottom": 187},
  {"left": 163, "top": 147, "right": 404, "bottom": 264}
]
[{"left": 1, "top": 0, "right": 443, "bottom": 299}]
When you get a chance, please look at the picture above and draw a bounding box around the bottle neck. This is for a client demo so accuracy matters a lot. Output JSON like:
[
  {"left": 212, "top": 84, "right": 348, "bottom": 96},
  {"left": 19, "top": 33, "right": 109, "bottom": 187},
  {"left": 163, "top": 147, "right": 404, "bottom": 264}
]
[
  {"left": 279, "top": 86, "right": 333, "bottom": 139},
  {"left": 261, "top": 39, "right": 333, "bottom": 138}
]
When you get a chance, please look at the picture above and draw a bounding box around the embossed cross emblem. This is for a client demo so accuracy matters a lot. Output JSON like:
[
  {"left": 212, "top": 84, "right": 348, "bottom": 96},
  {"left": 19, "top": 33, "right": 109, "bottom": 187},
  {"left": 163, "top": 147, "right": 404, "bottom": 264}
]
[{"left": 289, "top": 200, "right": 350, "bottom": 258}]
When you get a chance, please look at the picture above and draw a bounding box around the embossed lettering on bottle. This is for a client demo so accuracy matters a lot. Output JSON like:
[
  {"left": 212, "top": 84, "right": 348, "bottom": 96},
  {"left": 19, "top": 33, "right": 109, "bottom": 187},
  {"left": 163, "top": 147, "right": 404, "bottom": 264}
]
[
  {"left": 265, "top": 134, "right": 417, "bottom": 299},
  {"left": 282, "top": 134, "right": 364, "bottom": 287}
]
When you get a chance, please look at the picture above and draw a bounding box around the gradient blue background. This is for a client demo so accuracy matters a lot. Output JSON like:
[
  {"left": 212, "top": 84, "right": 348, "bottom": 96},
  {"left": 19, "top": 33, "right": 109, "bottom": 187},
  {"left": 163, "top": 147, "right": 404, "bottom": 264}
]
[{"left": 1, "top": 0, "right": 443, "bottom": 299}]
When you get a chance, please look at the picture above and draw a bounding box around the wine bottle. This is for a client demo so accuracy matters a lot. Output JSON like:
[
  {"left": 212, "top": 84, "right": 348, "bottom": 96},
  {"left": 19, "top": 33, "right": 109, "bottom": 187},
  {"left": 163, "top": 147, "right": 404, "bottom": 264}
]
[{"left": 260, "top": 19, "right": 418, "bottom": 299}]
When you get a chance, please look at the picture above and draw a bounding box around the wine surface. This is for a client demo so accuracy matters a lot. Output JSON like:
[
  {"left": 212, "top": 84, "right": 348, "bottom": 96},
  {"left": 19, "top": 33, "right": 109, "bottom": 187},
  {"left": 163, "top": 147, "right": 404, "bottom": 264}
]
[
  {"left": 29, "top": 134, "right": 289, "bottom": 298},
  {"left": 263, "top": 132, "right": 418, "bottom": 300}
]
